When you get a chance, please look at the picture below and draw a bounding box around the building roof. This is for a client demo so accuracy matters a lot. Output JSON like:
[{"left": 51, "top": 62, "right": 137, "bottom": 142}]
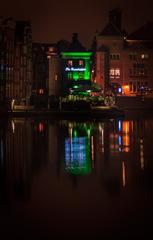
[
  {"left": 99, "top": 22, "right": 123, "bottom": 37},
  {"left": 65, "top": 33, "right": 87, "bottom": 52},
  {"left": 127, "top": 22, "right": 153, "bottom": 40}
]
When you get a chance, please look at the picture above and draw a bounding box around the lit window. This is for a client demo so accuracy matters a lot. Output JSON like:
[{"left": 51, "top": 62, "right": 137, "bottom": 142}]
[
  {"left": 68, "top": 60, "right": 73, "bottom": 66},
  {"left": 78, "top": 72, "right": 84, "bottom": 79},
  {"left": 49, "top": 47, "right": 54, "bottom": 52},
  {"left": 68, "top": 73, "right": 73, "bottom": 79},
  {"left": 39, "top": 89, "right": 44, "bottom": 94},
  {"left": 55, "top": 74, "right": 58, "bottom": 80},
  {"left": 38, "top": 122, "right": 44, "bottom": 133},
  {"left": 79, "top": 60, "right": 84, "bottom": 66},
  {"left": 110, "top": 69, "right": 115, "bottom": 76},
  {"left": 115, "top": 69, "right": 120, "bottom": 76},
  {"left": 110, "top": 68, "right": 120, "bottom": 78},
  {"left": 141, "top": 54, "right": 149, "bottom": 59}
]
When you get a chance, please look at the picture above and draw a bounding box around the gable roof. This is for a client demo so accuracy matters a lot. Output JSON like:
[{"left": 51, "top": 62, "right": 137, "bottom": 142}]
[
  {"left": 99, "top": 22, "right": 123, "bottom": 37},
  {"left": 127, "top": 22, "right": 153, "bottom": 40},
  {"left": 66, "top": 33, "right": 87, "bottom": 52}
]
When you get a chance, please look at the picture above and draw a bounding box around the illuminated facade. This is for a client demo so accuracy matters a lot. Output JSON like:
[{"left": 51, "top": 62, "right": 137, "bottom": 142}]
[
  {"left": 61, "top": 33, "right": 92, "bottom": 94},
  {"left": 95, "top": 9, "right": 153, "bottom": 94}
]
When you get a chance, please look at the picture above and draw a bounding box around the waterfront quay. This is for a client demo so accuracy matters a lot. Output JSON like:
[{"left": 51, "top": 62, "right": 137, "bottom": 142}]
[
  {"left": 7, "top": 105, "right": 124, "bottom": 119},
  {"left": 5, "top": 95, "right": 153, "bottom": 118},
  {"left": 116, "top": 95, "right": 153, "bottom": 110}
]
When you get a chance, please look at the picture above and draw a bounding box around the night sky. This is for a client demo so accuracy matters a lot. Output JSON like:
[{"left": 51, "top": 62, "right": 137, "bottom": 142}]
[{"left": 1, "top": 0, "right": 153, "bottom": 47}]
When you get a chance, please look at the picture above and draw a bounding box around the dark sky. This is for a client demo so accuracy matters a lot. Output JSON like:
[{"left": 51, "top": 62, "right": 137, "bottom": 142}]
[{"left": 1, "top": 0, "right": 153, "bottom": 47}]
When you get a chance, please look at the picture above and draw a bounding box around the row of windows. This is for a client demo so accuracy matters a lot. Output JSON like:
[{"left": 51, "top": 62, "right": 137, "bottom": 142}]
[
  {"left": 129, "top": 68, "right": 147, "bottom": 76},
  {"left": 67, "top": 72, "right": 84, "bottom": 80},
  {"left": 110, "top": 68, "right": 120, "bottom": 77},
  {"left": 129, "top": 81, "right": 148, "bottom": 92},
  {"left": 110, "top": 53, "right": 149, "bottom": 61},
  {"left": 133, "top": 63, "right": 145, "bottom": 68},
  {"left": 109, "top": 67, "right": 148, "bottom": 78},
  {"left": 68, "top": 60, "right": 84, "bottom": 66},
  {"left": 129, "top": 53, "right": 149, "bottom": 60},
  {"left": 110, "top": 54, "right": 120, "bottom": 60}
]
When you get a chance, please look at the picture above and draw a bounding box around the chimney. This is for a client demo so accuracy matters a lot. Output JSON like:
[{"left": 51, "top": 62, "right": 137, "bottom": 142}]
[
  {"left": 72, "top": 32, "right": 78, "bottom": 43},
  {"left": 109, "top": 8, "right": 122, "bottom": 31}
]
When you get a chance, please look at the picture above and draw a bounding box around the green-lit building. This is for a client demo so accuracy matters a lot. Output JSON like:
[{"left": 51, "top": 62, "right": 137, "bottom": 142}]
[{"left": 61, "top": 33, "right": 92, "bottom": 95}]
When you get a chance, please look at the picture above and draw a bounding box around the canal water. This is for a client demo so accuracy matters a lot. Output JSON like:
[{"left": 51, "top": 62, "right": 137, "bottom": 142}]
[{"left": 0, "top": 114, "right": 153, "bottom": 238}]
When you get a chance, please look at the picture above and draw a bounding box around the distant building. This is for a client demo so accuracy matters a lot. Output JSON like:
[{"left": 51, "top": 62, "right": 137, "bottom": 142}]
[
  {"left": 0, "top": 18, "right": 15, "bottom": 103},
  {"left": 95, "top": 9, "right": 153, "bottom": 95},
  {"left": 0, "top": 19, "right": 32, "bottom": 105},
  {"left": 48, "top": 46, "right": 62, "bottom": 97},
  {"left": 125, "top": 22, "right": 153, "bottom": 93},
  {"left": 32, "top": 43, "right": 56, "bottom": 107},
  {"left": 61, "top": 33, "right": 92, "bottom": 95},
  {"left": 14, "top": 21, "right": 32, "bottom": 104}
]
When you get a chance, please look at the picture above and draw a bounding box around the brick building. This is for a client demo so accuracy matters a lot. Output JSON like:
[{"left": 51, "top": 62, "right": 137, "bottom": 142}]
[{"left": 95, "top": 9, "right": 153, "bottom": 95}]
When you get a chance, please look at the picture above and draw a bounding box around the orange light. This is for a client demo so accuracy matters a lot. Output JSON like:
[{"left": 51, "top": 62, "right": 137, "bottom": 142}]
[
  {"left": 122, "top": 121, "right": 130, "bottom": 133},
  {"left": 122, "top": 85, "right": 130, "bottom": 94}
]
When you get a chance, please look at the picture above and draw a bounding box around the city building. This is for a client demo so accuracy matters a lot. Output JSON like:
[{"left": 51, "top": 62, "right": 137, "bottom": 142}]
[
  {"left": 0, "top": 19, "right": 32, "bottom": 107},
  {"left": 0, "top": 18, "right": 15, "bottom": 103},
  {"left": 32, "top": 43, "right": 57, "bottom": 107},
  {"left": 61, "top": 33, "right": 92, "bottom": 95},
  {"left": 14, "top": 21, "right": 32, "bottom": 104},
  {"left": 95, "top": 9, "right": 153, "bottom": 95},
  {"left": 125, "top": 22, "right": 153, "bottom": 93},
  {"left": 48, "top": 45, "right": 62, "bottom": 99}
]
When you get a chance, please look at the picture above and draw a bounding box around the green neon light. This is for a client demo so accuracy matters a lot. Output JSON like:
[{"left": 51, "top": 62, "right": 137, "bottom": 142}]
[
  {"left": 73, "top": 72, "right": 79, "bottom": 80},
  {"left": 84, "top": 59, "right": 90, "bottom": 80},
  {"left": 63, "top": 52, "right": 92, "bottom": 82},
  {"left": 73, "top": 129, "right": 77, "bottom": 138},
  {"left": 62, "top": 52, "right": 92, "bottom": 58}
]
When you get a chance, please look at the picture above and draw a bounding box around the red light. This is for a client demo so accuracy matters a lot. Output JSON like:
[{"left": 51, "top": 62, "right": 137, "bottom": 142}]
[
  {"left": 38, "top": 123, "right": 44, "bottom": 132},
  {"left": 39, "top": 89, "right": 44, "bottom": 94}
]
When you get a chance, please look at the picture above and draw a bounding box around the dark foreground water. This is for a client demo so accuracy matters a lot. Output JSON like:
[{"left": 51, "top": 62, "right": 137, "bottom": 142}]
[{"left": 0, "top": 114, "right": 153, "bottom": 239}]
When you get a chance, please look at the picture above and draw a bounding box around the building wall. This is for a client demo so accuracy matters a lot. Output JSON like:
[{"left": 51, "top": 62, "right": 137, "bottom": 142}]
[
  {"left": 96, "top": 35, "right": 153, "bottom": 94},
  {"left": 48, "top": 47, "right": 62, "bottom": 96},
  {"left": 122, "top": 43, "right": 153, "bottom": 92},
  {"left": 0, "top": 18, "right": 15, "bottom": 102},
  {"left": 61, "top": 52, "right": 92, "bottom": 94},
  {"left": 14, "top": 21, "right": 32, "bottom": 103},
  {"left": 48, "top": 53, "right": 61, "bottom": 96},
  {"left": 0, "top": 19, "right": 32, "bottom": 105}
]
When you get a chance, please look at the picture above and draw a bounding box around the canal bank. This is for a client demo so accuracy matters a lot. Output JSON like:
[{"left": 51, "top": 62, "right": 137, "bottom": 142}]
[
  {"left": 7, "top": 106, "right": 124, "bottom": 119},
  {"left": 116, "top": 95, "right": 153, "bottom": 110}
]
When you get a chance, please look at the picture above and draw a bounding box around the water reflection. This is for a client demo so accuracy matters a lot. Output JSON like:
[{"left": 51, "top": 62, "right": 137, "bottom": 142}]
[
  {"left": 0, "top": 116, "right": 153, "bottom": 201},
  {"left": 64, "top": 122, "right": 92, "bottom": 175}
]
